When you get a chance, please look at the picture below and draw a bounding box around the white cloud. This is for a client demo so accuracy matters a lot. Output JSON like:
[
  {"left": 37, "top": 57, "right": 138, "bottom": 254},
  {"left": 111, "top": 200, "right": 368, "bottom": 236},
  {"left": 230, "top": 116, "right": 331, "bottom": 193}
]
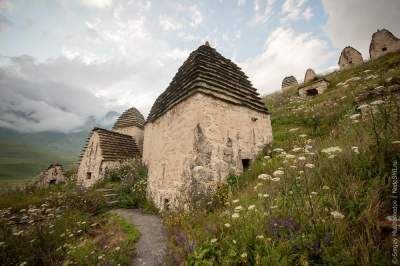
[
  {"left": 322, "top": 0, "right": 400, "bottom": 57},
  {"left": 249, "top": 0, "right": 276, "bottom": 26},
  {"left": 242, "top": 27, "right": 334, "bottom": 93},
  {"left": 159, "top": 15, "right": 183, "bottom": 31},
  {"left": 281, "top": 0, "right": 313, "bottom": 21},
  {"left": 78, "top": 0, "right": 113, "bottom": 9},
  {"left": 189, "top": 5, "right": 203, "bottom": 27},
  {"left": 238, "top": 0, "right": 246, "bottom": 7}
]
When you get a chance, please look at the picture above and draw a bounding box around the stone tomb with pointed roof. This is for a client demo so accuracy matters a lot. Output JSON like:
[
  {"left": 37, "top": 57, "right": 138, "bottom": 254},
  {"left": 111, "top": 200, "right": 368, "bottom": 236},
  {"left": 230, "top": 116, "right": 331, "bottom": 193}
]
[
  {"left": 338, "top": 46, "right": 363, "bottom": 70},
  {"left": 281, "top": 76, "right": 298, "bottom": 92},
  {"left": 35, "top": 163, "right": 67, "bottom": 188},
  {"left": 77, "top": 107, "right": 143, "bottom": 187},
  {"left": 370, "top": 29, "right": 400, "bottom": 60},
  {"left": 143, "top": 43, "right": 273, "bottom": 210}
]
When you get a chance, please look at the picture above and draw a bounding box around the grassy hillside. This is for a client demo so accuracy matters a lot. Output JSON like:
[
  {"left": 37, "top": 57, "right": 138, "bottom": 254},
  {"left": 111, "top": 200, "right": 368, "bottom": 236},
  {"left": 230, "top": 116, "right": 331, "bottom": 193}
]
[
  {"left": 165, "top": 52, "right": 400, "bottom": 265},
  {"left": 0, "top": 128, "right": 87, "bottom": 185}
]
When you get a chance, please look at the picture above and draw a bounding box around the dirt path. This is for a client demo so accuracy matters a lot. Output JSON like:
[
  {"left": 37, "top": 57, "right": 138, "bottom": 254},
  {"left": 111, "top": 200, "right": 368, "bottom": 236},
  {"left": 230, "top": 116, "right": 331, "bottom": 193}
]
[{"left": 111, "top": 209, "right": 167, "bottom": 266}]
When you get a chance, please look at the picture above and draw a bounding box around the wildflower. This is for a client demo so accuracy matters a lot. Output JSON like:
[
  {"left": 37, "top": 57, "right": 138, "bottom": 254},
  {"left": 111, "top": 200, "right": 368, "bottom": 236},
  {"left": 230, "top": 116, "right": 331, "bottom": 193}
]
[
  {"left": 273, "top": 148, "right": 284, "bottom": 152},
  {"left": 271, "top": 177, "right": 280, "bottom": 182},
  {"left": 266, "top": 238, "right": 272, "bottom": 241},
  {"left": 19, "top": 262, "right": 27, "bottom": 266},
  {"left": 330, "top": 211, "right": 345, "bottom": 219},
  {"left": 290, "top": 165, "right": 297, "bottom": 169},
  {"left": 211, "top": 238, "right": 217, "bottom": 243},
  {"left": 69, "top": 233, "right": 74, "bottom": 238},
  {"left": 224, "top": 223, "right": 231, "bottom": 228},
  {"left": 289, "top": 128, "right": 299, "bottom": 132},
  {"left": 349, "top": 114, "right": 361, "bottom": 120},
  {"left": 321, "top": 146, "right": 342, "bottom": 154},
  {"left": 256, "top": 235, "right": 264, "bottom": 239},
  {"left": 248, "top": 205, "right": 256, "bottom": 210},
  {"left": 322, "top": 185, "right": 330, "bottom": 190},
  {"left": 285, "top": 154, "right": 296, "bottom": 159},
  {"left": 311, "top": 191, "right": 318, "bottom": 195},
  {"left": 270, "top": 205, "right": 278, "bottom": 209},
  {"left": 258, "top": 174, "right": 271, "bottom": 180},
  {"left": 357, "top": 104, "right": 369, "bottom": 110},
  {"left": 328, "top": 154, "right": 335, "bottom": 159},
  {"left": 98, "top": 255, "right": 104, "bottom": 260},
  {"left": 241, "top": 252, "right": 247, "bottom": 258},
  {"left": 273, "top": 170, "right": 284, "bottom": 177},
  {"left": 298, "top": 156, "right": 306, "bottom": 161},
  {"left": 305, "top": 163, "right": 315, "bottom": 169},
  {"left": 392, "top": 140, "right": 400, "bottom": 144},
  {"left": 352, "top": 146, "right": 360, "bottom": 154},
  {"left": 232, "top": 199, "right": 239, "bottom": 204},
  {"left": 292, "top": 147, "right": 302, "bottom": 152},
  {"left": 299, "top": 134, "right": 307, "bottom": 138},
  {"left": 288, "top": 190, "right": 293, "bottom": 195},
  {"left": 232, "top": 213, "right": 240, "bottom": 219},
  {"left": 263, "top": 193, "right": 269, "bottom": 198},
  {"left": 0, "top": 242, "right": 4, "bottom": 247},
  {"left": 232, "top": 240, "right": 237, "bottom": 244},
  {"left": 258, "top": 193, "right": 263, "bottom": 199},
  {"left": 370, "top": 99, "right": 384, "bottom": 105},
  {"left": 295, "top": 176, "right": 301, "bottom": 180},
  {"left": 264, "top": 155, "right": 271, "bottom": 160},
  {"left": 115, "top": 246, "right": 121, "bottom": 251}
]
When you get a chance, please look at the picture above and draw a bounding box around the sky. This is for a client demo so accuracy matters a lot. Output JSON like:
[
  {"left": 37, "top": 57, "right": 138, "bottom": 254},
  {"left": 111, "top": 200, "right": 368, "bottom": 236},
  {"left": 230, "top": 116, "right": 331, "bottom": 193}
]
[{"left": 0, "top": 0, "right": 399, "bottom": 133}]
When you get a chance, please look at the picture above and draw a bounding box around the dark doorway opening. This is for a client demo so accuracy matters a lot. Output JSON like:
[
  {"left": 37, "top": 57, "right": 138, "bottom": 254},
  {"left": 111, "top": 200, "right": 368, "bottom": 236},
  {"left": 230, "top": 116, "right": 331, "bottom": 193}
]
[
  {"left": 86, "top": 172, "right": 92, "bottom": 179},
  {"left": 306, "top": 88, "right": 318, "bottom": 96},
  {"left": 242, "top": 159, "right": 251, "bottom": 171},
  {"left": 164, "top": 199, "right": 170, "bottom": 210},
  {"left": 49, "top": 179, "right": 56, "bottom": 185},
  {"left": 382, "top": 47, "right": 387, "bottom": 52}
]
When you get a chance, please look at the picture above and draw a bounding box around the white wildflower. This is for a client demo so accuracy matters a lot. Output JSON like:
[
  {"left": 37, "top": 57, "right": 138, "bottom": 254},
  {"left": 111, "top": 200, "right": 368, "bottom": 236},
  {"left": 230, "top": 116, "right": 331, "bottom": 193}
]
[
  {"left": 298, "top": 156, "right": 306, "bottom": 161},
  {"left": 224, "top": 223, "right": 231, "bottom": 228},
  {"left": 321, "top": 146, "right": 342, "bottom": 154},
  {"left": 271, "top": 177, "right": 281, "bottom": 182},
  {"left": 328, "top": 154, "right": 336, "bottom": 159},
  {"left": 305, "top": 163, "right": 315, "bottom": 169},
  {"left": 234, "top": 206, "right": 243, "bottom": 212},
  {"left": 263, "top": 193, "right": 269, "bottom": 198},
  {"left": 258, "top": 174, "right": 271, "bottom": 180},
  {"left": 392, "top": 140, "right": 400, "bottom": 144},
  {"left": 357, "top": 104, "right": 369, "bottom": 110},
  {"left": 311, "top": 191, "right": 318, "bottom": 195},
  {"left": 264, "top": 155, "right": 271, "bottom": 160},
  {"left": 241, "top": 252, "right": 247, "bottom": 258},
  {"left": 273, "top": 170, "right": 284, "bottom": 177},
  {"left": 115, "top": 246, "right": 120, "bottom": 251},
  {"left": 285, "top": 154, "right": 296, "bottom": 159},
  {"left": 248, "top": 205, "right": 256, "bottom": 211},
  {"left": 273, "top": 148, "right": 284, "bottom": 152},
  {"left": 370, "top": 99, "right": 384, "bottom": 105},
  {"left": 256, "top": 235, "right": 264, "bottom": 239},
  {"left": 299, "top": 134, "right": 307, "bottom": 138},
  {"left": 289, "top": 128, "right": 299, "bottom": 132},
  {"left": 292, "top": 147, "right": 302, "bottom": 152},
  {"left": 330, "top": 211, "right": 345, "bottom": 219},
  {"left": 270, "top": 205, "right": 278, "bottom": 209},
  {"left": 232, "top": 199, "right": 239, "bottom": 204},
  {"left": 352, "top": 146, "right": 360, "bottom": 154},
  {"left": 211, "top": 238, "right": 218, "bottom": 243},
  {"left": 349, "top": 114, "right": 361, "bottom": 120},
  {"left": 232, "top": 213, "right": 240, "bottom": 219},
  {"left": 322, "top": 185, "right": 330, "bottom": 190}
]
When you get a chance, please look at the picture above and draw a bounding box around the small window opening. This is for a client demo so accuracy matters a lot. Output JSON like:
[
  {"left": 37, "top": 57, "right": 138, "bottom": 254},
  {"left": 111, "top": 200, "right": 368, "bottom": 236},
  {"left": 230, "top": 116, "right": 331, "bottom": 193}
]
[
  {"left": 349, "top": 60, "right": 352, "bottom": 64},
  {"left": 86, "top": 172, "right": 92, "bottom": 179},
  {"left": 242, "top": 159, "right": 251, "bottom": 171},
  {"left": 306, "top": 88, "right": 318, "bottom": 96},
  {"left": 164, "top": 199, "right": 170, "bottom": 211},
  {"left": 49, "top": 179, "right": 57, "bottom": 185},
  {"left": 382, "top": 47, "right": 387, "bottom": 52}
]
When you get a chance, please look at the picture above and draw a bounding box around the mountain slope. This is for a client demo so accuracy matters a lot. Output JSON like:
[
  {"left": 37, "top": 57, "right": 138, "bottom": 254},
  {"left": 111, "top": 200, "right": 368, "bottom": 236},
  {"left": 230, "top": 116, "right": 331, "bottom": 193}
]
[{"left": 165, "top": 52, "right": 400, "bottom": 265}]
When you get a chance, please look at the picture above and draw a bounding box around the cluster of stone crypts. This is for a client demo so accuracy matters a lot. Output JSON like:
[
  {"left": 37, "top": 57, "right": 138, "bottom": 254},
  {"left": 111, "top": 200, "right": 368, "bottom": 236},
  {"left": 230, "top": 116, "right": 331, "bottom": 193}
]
[
  {"left": 143, "top": 43, "right": 272, "bottom": 210},
  {"left": 35, "top": 163, "right": 67, "bottom": 188},
  {"left": 281, "top": 76, "right": 298, "bottom": 93},
  {"left": 77, "top": 110, "right": 143, "bottom": 187},
  {"left": 147, "top": 43, "right": 268, "bottom": 123},
  {"left": 281, "top": 28, "right": 400, "bottom": 97}
]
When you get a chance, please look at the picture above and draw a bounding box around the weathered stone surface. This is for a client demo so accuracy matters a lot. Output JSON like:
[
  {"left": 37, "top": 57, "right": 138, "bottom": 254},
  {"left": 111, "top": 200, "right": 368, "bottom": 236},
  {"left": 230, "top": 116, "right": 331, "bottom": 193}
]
[
  {"left": 143, "top": 93, "right": 272, "bottom": 210},
  {"left": 281, "top": 76, "right": 298, "bottom": 92},
  {"left": 304, "top": 68, "right": 317, "bottom": 83},
  {"left": 356, "top": 83, "right": 400, "bottom": 115},
  {"left": 298, "top": 79, "right": 330, "bottom": 97},
  {"left": 369, "top": 29, "right": 400, "bottom": 60},
  {"left": 338, "top": 46, "right": 363, "bottom": 69},
  {"left": 35, "top": 163, "right": 66, "bottom": 188},
  {"left": 77, "top": 128, "right": 140, "bottom": 187}
]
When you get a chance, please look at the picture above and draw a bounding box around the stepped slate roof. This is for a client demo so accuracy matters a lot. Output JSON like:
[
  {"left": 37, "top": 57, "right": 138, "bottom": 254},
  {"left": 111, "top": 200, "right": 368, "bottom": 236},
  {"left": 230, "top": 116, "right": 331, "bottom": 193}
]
[
  {"left": 282, "top": 76, "right": 298, "bottom": 88},
  {"left": 113, "top": 107, "right": 145, "bottom": 130},
  {"left": 79, "top": 127, "right": 140, "bottom": 162},
  {"left": 147, "top": 43, "right": 269, "bottom": 123}
]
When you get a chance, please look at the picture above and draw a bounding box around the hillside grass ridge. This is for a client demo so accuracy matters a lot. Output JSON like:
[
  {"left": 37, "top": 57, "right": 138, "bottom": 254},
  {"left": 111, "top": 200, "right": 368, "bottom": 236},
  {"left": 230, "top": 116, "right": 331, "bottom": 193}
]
[{"left": 164, "top": 52, "right": 400, "bottom": 265}]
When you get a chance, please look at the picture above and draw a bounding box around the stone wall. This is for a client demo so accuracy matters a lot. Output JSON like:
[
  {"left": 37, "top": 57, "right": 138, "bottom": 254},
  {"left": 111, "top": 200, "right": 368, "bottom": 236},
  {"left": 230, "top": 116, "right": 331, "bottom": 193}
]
[
  {"left": 143, "top": 93, "right": 272, "bottom": 210},
  {"left": 298, "top": 79, "right": 329, "bottom": 97},
  {"left": 113, "top": 126, "right": 144, "bottom": 153},
  {"left": 370, "top": 29, "right": 400, "bottom": 60},
  {"left": 35, "top": 164, "right": 66, "bottom": 188},
  {"left": 338, "top": 47, "right": 363, "bottom": 69},
  {"left": 77, "top": 132, "right": 104, "bottom": 187}
]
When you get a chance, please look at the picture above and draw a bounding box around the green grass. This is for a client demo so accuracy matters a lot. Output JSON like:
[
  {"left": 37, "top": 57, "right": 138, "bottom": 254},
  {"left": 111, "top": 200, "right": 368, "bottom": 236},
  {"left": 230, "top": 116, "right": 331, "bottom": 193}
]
[{"left": 164, "top": 52, "right": 400, "bottom": 265}]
